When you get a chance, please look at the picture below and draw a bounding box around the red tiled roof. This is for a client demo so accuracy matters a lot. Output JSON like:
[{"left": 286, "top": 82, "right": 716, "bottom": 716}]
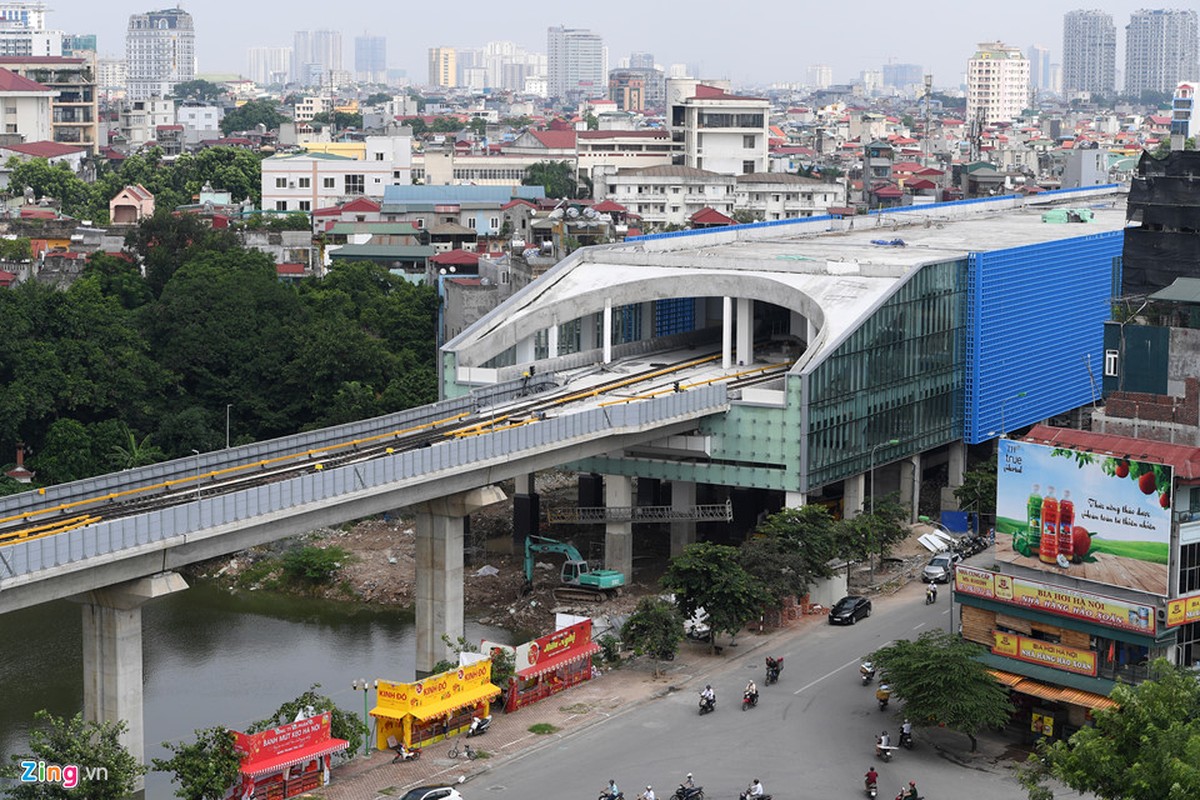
[
  {"left": 276, "top": 263, "right": 306, "bottom": 275},
  {"left": 156, "top": 124, "right": 183, "bottom": 131},
  {"left": 873, "top": 185, "right": 903, "bottom": 198},
  {"left": 690, "top": 84, "right": 766, "bottom": 102},
  {"left": 0, "top": 67, "right": 51, "bottom": 93},
  {"left": 892, "top": 161, "right": 926, "bottom": 173},
  {"left": 431, "top": 249, "right": 479, "bottom": 267},
  {"left": 1022, "top": 424, "right": 1200, "bottom": 482},
  {"left": 530, "top": 129, "right": 576, "bottom": 149},
  {"left": 19, "top": 208, "right": 56, "bottom": 219},
  {"left": 914, "top": 167, "right": 945, "bottom": 176},
  {"left": 341, "top": 196, "right": 381, "bottom": 212},
  {"left": 0, "top": 141, "right": 86, "bottom": 159},
  {"left": 501, "top": 198, "right": 535, "bottom": 210},
  {"left": 0, "top": 56, "right": 83, "bottom": 65},
  {"left": 689, "top": 206, "right": 734, "bottom": 225},
  {"left": 591, "top": 200, "right": 627, "bottom": 213},
  {"left": 447, "top": 277, "right": 484, "bottom": 286},
  {"left": 906, "top": 178, "right": 938, "bottom": 190}
]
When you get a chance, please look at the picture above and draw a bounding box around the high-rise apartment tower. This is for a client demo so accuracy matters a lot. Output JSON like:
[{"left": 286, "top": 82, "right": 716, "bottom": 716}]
[
  {"left": 1062, "top": 10, "right": 1116, "bottom": 98},
  {"left": 126, "top": 7, "right": 195, "bottom": 100}
]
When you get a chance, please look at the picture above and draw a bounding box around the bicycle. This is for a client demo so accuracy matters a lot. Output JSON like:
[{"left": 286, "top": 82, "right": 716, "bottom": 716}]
[{"left": 447, "top": 740, "right": 478, "bottom": 760}]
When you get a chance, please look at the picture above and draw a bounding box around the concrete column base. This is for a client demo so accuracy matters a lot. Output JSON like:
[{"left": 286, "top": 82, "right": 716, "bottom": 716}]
[
  {"left": 415, "top": 486, "right": 505, "bottom": 676},
  {"left": 604, "top": 474, "right": 634, "bottom": 580},
  {"left": 785, "top": 490, "right": 807, "bottom": 508},
  {"left": 844, "top": 473, "right": 865, "bottom": 519},
  {"left": 670, "top": 480, "right": 697, "bottom": 556},
  {"left": 904, "top": 454, "right": 922, "bottom": 523},
  {"left": 78, "top": 571, "right": 189, "bottom": 786}
]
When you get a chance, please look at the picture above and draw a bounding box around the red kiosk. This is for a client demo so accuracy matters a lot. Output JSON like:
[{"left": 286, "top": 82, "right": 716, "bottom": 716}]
[
  {"left": 505, "top": 619, "right": 600, "bottom": 711},
  {"left": 230, "top": 712, "right": 348, "bottom": 800}
]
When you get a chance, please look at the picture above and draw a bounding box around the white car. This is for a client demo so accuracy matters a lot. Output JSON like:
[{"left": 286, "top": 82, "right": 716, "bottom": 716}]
[
  {"left": 401, "top": 786, "right": 464, "bottom": 800},
  {"left": 922, "top": 552, "right": 962, "bottom": 583}
]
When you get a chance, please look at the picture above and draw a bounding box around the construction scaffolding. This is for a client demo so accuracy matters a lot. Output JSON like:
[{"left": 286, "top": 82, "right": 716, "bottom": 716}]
[{"left": 546, "top": 500, "right": 733, "bottom": 525}]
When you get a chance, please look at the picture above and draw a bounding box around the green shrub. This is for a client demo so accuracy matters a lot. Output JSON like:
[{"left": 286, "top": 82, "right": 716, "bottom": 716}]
[{"left": 281, "top": 545, "right": 347, "bottom": 585}]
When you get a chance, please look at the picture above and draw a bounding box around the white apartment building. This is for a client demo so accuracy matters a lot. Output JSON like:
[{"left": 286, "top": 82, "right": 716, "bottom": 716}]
[
  {"left": 669, "top": 81, "right": 770, "bottom": 175},
  {"left": 247, "top": 46, "right": 291, "bottom": 87},
  {"left": 261, "top": 134, "right": 413, "bottom": 213},
  {"left": 734, "top": 173, "right": 846, "bottom": 220},
  {"left": 597, "top": 164, "right": 735, "bottom": 228},
  {"left": 118, "top": 96, "right": 174, "bottom": 147},
  {"left": 1172, "top": 80, "right": 1199, "bottom": 149},
  {"left": 176, "top": 103, "right": 220, "bottom": 145},
  {"left": 428, "top": 46, "right": 456, "bottom": 88},
  {"left": 96, "top": 56, "right": 125, "bottom": 97},
  {"left": 0, "top": 67, "right": 53, "bottom": 141},
  {"left": 1062, "top": 10, "right": 1115, "bottom": 98},
  {"left": 966, "top": 41, "right": 1029, "bottom": 125},
  {"left": 126, "top": 7, "right": 195, "bottom": 101},
  {"left": 295, "top": 95, "right": 332, "bottom": 122},
  {"left": 0, "top": 1, "right": 61, "bottom": 57},
  {"left": 547, "top": 25, "right": 605, "bottom": 101},
  {"left": 1125, "top": 9, "right": 1199, "bottom": 97}
]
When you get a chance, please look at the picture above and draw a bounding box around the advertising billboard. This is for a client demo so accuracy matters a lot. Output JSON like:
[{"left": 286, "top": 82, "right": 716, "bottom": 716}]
[
  {"left": 996, "top": 439, "right": 1173, "bottom": 596},
  {"left": 955, "top": 565, "right": 1156, "bottom": 634},
  {"left": 992, "top": 631, "right": 1098, "bottom": 677}
]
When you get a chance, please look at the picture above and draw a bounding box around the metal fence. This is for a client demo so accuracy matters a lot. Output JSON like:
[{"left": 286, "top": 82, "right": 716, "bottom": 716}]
[{"left": 1, "top": 386, "right": 728, "bottom": 581}]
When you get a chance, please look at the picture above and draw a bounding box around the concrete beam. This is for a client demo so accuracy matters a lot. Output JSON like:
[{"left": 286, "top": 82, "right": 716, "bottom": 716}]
[
  {"left": 78, "top": 572, "right": 188, "bottom": 786},
  {"left": 413, "top": 486, "right": 504, "bottom": 675}
]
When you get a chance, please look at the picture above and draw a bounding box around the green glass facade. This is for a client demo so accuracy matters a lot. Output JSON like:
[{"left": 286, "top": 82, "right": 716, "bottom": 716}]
[{"left": 805, "top": 259, "right": 966, "bottom": 490}]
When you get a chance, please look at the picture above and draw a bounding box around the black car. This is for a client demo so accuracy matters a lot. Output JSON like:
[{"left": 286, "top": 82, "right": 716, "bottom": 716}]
[{"left": 828, "top": 595, "right": 872, "bottom": 625}]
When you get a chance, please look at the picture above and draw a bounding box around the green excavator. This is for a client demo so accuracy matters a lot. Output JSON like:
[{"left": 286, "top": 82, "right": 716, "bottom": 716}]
[{"left": 523, "top": 534, "right": 626, "bottom": 602}]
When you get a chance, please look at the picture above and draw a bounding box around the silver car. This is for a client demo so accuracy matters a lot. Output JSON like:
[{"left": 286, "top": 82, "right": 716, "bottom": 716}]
[{"left": 922, "top": 552, "right": 960, "bottom": 583}]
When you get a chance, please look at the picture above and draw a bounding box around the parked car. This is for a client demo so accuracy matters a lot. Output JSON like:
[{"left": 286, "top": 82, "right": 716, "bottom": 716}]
[
  {"left": 401, "top": 786, "right": 464, "bottom": 800},
  {"left": 922, "top": 552, "right": 962, "bottom": 584},
  {"left": 828, "top": 595, "right": 872, "bottom": 625}
]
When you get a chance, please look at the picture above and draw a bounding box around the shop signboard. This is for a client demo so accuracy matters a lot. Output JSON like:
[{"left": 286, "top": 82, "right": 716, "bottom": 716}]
[
  {"left": 1166, "top": 594, "right": 1200, "bottom": 628},
  {"left": 515, "top": 619, "right": 593, "bottom": 672},
  {"left": 955, "top": 565, "right": 1156, "bottom": 634},
  {"left": 407, "top": 660, "right": 493, "bottom": 716},
  {"left": 996, "top": 439, "right": 1173, "bottom": 596},
  {"left": 375, "top": 679, "right": 412, "bottom": 714},
  {"left": 234, "top": 712, "right": 332, "bottom": 762},
  {"left": 992, "top": 631, "right": 1098, "bottom": 676}
]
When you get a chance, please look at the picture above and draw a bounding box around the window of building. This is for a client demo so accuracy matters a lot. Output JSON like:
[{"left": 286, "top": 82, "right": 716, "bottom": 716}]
[
  {"left": 275, "top": 201, "right": 287, "bottom": 211},
  {"left": 489, "top": 217, "right": 499, "bottom": 230},
  {"left": 345, "top": 174, "right": 365, "bottom": 194},
  {"left": 298, "top": 177, "right": 310, "bottom": 188},
  {"left": 298, "top": 200, "right": 310, "bottom": 211},
  {"left": 743, "top": 134, "right": 756, "bottom": 149},
  {"left": 322, "top": 177, "right": 335, "bottom": 189},
  {"left": 414, "top": 218, "right": 424, "bottom": 228},
  {"left": 742, "top": 160, "right": 755, "bottom": 174},
  {"left": 672, "top": 187, "right": 681, "bottom": 194},
  {"left": 375, "top": 152, "right": 385, "bottom": 160},
  {"left": 467, "top": 218, "right": 476, "bottom": 229},
  {"left": 1104, "top": 349, "right": 1119, "bottom": 377},
  {"left": 275, "top": 177, "right": 287, "bottom": 188}
]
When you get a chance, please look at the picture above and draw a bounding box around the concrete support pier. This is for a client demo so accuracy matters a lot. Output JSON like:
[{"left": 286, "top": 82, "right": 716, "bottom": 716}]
[
  {"left": 670, "top": 480, "right": 697, "bottom": 556},
  {"left": 844, "top": 473, "right": 865, "bottom": 519},
  {"left": 604, "top": 474, "right": 633, "bottom": 579},
  {"left": 942, "top": 441, "right": 967, "bottom": 511},
  {"left": 79, "top": 571, "right": 188, "bottom": 785},
  {"left": 736, "top": 297, "right": 753, "bottom": 366},
  {"left": 902, "top": 455, "right": 922, "bottom": 523},
  {"left": 785, "top": 490, "right": 807, "bottom": 508},
  {"left": 513, "top": 472, "right": 539, "bottom": 547},
  {"left": 415, "top": 486, "right": 505, "bottom": 676}
]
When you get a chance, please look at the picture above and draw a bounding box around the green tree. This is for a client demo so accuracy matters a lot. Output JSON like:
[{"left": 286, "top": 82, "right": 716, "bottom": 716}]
[
  {"left": 364, "top": 92, "right": 392, "bottom": 106},
  {"left": 171, "top": 79, "right": 224, "bottom": 103},
  {"left": 109, "top": 422, "right": 164, "bottom": 471},
  {"left": 0, "top": 236, "right": 31, "bottom": 261},
  {"left": 151, "top": 726, "right": 241, "bottom": 800},
  {"left": 523, "top": 160, "right": 579, "bottom": 199},
  {"left": 126, "top": 209, "right": 243, "bottom": 298},
  {"left": 8, "top": 157, "right": 94, "bottom": 214},
  {"left": 954, "top": 454, "right": 997, "bottom": 522},
  {"left": 431, "top": 116, "right": 464, "bottom": 133},
  {"left": 220, "top": 99, "right": 288, "bottom": 136},
  {"left": 1018, "top": 659, "right": 1200, "bottom": 800},
  {"left": 621, "top": 597, "right": 685, "bottom": 676},
  {"left": 662, "top": 541, "right": 769, "bottom": 652},
  {"left": 585, "top": 113, "right": 599, "bottom": 131},
  {"left": 250, "top": 685, "right": 365, "bottom": 760},
  {"left": 0, "top": 710, "right": 146, "bottom": 799},
  {"left": 467, "top": 117, "right": 487, "bottom": 137},
  {"left": 870, "top": 630, "right": 1012, "bottom": 751},
  {"left": 731, "top": 210, "right": 762, "bottom": 224},
  {"left": 740, "top": 505, "right": 841, "bottom": 604},
  {"left": 839, "top": 496, "right": 911, "bottom": 568}
]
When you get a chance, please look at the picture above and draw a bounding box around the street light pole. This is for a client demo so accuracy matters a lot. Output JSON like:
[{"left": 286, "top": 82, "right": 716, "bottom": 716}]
[
  {"left": 190, "top": 449, "right": 201, "bottom": 502},
  {"left": 868, "top": 438, "right": 901, "bottom": 584},
  {"left": 1000, "top": 391, "right": 1028, "bottom": 438},
  {"left": 225, "top": 404, "right": 232, "bottom": 449},
  {"left": 352, "top": 679, "right": 373, "bottom": 755}
]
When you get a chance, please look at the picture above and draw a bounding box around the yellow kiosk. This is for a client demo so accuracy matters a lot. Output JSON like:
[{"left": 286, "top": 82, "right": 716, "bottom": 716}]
[{"left": 372, "top": 660, "right": 500, "bottom": 751}]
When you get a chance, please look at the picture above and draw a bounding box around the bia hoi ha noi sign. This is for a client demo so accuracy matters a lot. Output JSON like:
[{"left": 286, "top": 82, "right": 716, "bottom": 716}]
[{"left": 995, "top": 439, "right": 1172, "bottom": 596}]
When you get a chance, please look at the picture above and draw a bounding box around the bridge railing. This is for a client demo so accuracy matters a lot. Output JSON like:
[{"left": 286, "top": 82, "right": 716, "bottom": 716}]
[{"left": 0, "top": 385, "right": 728, "bottom": 582}]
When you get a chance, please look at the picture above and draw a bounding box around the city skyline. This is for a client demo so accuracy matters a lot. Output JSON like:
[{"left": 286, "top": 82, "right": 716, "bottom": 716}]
[{"left": 41, "top": 0, "right": 1196, "bottom": 87}]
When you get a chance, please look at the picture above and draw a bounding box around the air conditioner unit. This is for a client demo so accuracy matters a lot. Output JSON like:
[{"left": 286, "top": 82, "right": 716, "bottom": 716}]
[
  {"left": 1156, "top": 607, "right": 1168, "bottom": 625},
  {"left": 288, "top": 182, "right": 296, "bottom": 189}
]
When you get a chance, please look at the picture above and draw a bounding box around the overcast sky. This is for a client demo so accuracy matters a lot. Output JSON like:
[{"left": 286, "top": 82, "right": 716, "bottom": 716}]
[{"left": 57, "top": 1, "right": 1177, "bottom": 88}]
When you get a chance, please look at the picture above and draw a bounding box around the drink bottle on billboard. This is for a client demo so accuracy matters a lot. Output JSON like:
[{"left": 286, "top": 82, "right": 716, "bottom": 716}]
[
  {"left": 1039, "top": 487, "right": 1059, "bottom": 565},
  {"left": 1020, "top": 484, "right": 1042, "bottom": 556},
  {"left": 1057, "top": 490, "right": 1074, "bottom": 561}
]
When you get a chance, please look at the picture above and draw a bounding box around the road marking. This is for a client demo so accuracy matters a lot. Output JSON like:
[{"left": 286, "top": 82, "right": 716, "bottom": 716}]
[
  {"left": 942, "top": 609, "right": 950, "bottom": 615},
  {"left": 793, "top": 656, "right": 862, "bottom": 695},
  {"left": 913, "top": 623, "right": 926, "bottom": 631}
]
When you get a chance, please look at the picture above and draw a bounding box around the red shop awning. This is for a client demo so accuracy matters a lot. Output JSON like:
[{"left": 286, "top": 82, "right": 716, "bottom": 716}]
[
  {"left": 241, "top": 738, "right": 349, "bottom": 778},
  {"left": 518, "top": 643, "right": 601, "bottom": 679}
]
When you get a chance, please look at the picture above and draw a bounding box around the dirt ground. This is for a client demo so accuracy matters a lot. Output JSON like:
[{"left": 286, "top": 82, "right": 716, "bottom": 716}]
[{"left": 193, "top": 472, "right": 940, "bottom": 638}]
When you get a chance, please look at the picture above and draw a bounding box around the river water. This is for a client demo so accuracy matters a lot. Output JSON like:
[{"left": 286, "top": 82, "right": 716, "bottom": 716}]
[{"left": 0, "top": 581, "right": 510, "bottom": 798}]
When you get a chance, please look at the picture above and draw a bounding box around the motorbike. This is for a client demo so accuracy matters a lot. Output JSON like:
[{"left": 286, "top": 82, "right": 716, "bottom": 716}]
[
  {"left": 875, "top": 743, "right": 895, "bottom": 763},
  {"left": 467, "top": 714, "right": 491, "bottom": 737},
  {"left": 765, "top": 657, "right": 783, "bottom": 685},
  {"left": 860, "top": 661, "right": 876, "bottom": 686},
  {"left": 699, "top": 694, "right": 716, "bottom": 715},
  {"left": 673, "top": 785, "right": 704, "bottom": 800},
  {"left": 599, "top": 791, "right": 625, "bottom": 800},
  {"left": 390, "top": 742, "right": 420, "bottom": 763},
  {"left": 925, "top": 586, "right": 937, "bottom": 605},
  {"left": 737, "top": 791, "right": 771, "bottom": 800},
  {"left": 865, "top": 779, "right": 878, "bottom": 799},
  {"left": 741, "top": 690, "right": 759, "bottom": 711},
  {"left": 876, "top": 684, "right": 892, "bottom": 711},
  {"left": 893, "top": 789, "right": 922, "bottom": 800},
  {"left": 900, "top": 730, "right": 913, "bottom": 750}
]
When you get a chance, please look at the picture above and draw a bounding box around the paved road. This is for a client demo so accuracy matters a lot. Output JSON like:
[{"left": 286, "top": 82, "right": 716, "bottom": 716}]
[{"left": 461, "top": 584, "right": 1085, "bottom": 800}]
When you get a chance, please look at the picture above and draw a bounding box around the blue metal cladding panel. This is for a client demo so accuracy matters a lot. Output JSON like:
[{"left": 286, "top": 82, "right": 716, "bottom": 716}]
[
  {"left": 965, "top": 231, "right": 1124, "bottom": 444},
  {"left": 655, "top": 297, "right": 695, "bottom": 336}
]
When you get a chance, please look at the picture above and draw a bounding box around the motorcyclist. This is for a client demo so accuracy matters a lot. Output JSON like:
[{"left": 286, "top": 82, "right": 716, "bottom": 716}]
[
  {"left": 899, "top": 780, "right": 918, "bottom": 800},
  {"left": 865, "top": 767, "right": 879, "bottom": 789},
  {"left": 701, "top": 684, "right": 715, "bottom": 703},
  {"left": 900, "top": 718, "right": 913, "bottom": 745},
  {"left": 640, "top": 786, "right": 656, "bottom": 800},
  {"left": 745, "top": 680, "right": 758, "bottom": 704},
  {"left": 929, "top": 583, "right": 938, "bottom": 602},
  {"left": 766, "top": 656, "right": 782, "bottom": 678},
  {"left": 603, "top": 780, "right": 621, "bottom": 800},
  {"left": 683, "top": 774, "right": 695, "bottom": 790},
  {"left": 739, "top": 778, "right": 765, "bottom": 800}
]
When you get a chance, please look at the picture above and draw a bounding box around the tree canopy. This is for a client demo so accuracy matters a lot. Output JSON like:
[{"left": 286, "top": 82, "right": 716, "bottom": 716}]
[
  {"left": 248, "top": 685, "right": 365, "bottom": 761},
  {"left": 523, "top": 160, "right": 581, "bottom": 199},
  {"left": 171, "top": 80, "right": 224, "bottom": 103},
  {"left": 621, "top": 596, "right": 685, "bottom": 675},
  {"left": 151, "top": 727, "right": 241, "bottom": 800},
  {"left": 0, "top": 711, "right": 146, "bottom": 799},
  {"left": 662, "top": 541, "right": 768, "bottom": 650},
  {"left": 220, "top": 99, "right": 288, "bottom": 136},
  {"left": 869, "top": 629, "right": 1012, "bottom": 751},
  {"left": 1019, "top": 659, "right": 1200, "bottom": 800},
  {"left": 739, "top": 505, "right": 841, "bottom": 604}
]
